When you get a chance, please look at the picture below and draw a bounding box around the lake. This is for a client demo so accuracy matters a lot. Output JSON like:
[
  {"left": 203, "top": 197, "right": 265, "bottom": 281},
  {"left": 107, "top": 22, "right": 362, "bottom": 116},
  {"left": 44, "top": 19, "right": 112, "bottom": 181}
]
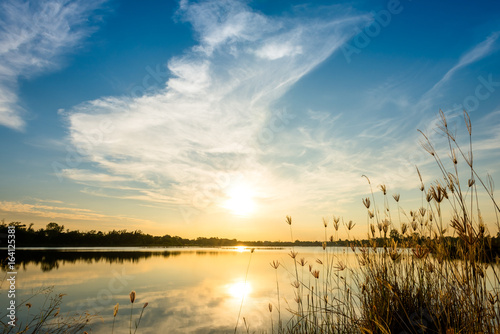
[{"left": 2, "top": 246, "right": 355, "bottom": 333}]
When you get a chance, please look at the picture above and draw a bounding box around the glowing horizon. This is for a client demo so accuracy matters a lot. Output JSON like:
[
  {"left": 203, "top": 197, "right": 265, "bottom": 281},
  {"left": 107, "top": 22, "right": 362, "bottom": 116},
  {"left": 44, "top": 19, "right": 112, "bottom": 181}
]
[{"left": 0, "top": 0, "right": 500, "bottom": 241}]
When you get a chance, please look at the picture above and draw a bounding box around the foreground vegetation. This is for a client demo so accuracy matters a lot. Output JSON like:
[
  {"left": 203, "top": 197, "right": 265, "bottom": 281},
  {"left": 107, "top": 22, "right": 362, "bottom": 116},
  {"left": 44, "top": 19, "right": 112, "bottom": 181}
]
[
  {"left": 0, "top": 286, "right": 147, "bottom": 334},
  {"left": 262, "top": 110, "right": 500, "bottom": 333}
]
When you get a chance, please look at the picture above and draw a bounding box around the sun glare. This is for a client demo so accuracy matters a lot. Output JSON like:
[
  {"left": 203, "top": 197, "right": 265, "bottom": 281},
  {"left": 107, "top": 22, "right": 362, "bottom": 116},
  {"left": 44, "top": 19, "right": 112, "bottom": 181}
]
[
  {"left": 222, "top": 183, "right": 256, "bottom": 216},
  {"left": 227, "top": 281, "right": 252, "bottom": 299}
]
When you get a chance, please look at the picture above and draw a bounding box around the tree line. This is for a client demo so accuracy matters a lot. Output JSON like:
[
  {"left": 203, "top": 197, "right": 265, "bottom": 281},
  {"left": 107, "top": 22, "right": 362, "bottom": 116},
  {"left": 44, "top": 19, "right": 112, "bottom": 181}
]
[
  {"left": 2, "top": 221, "right": 500, "bottom": 257},
  {"left": 0, "top": 221, "right": 335, "bottom": 247}
]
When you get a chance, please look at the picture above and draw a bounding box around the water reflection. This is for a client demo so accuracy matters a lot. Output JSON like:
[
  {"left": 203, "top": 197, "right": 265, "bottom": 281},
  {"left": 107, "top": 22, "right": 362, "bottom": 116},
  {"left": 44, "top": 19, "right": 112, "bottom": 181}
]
[
  {"left": 2, "top": 247, "right": 336, "bottom": 333},
  {"left": 1, "top": 249, "right": 182, "bottom": 272},
  {"left": 227, "top": 280, "right": 252, "bottom": 299},
  {"left": 234, "top": 245, "right": 246, "bottom": 252}
]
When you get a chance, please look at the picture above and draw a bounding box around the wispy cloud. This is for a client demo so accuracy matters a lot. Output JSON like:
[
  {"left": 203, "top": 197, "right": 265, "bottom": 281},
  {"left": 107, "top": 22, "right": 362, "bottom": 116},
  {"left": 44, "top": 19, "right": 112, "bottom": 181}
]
[
  {"left": 0, "top": 0, "right": 106, "bottom": 130},
  {"left": 427, "top": 32, "right": 500, "bottom": 96},
  {"left": 0, "top": 199, "right": 153, "bottom": 225},
  {"left": 64, "top": 0, "right": 370, "bottom": 217}
]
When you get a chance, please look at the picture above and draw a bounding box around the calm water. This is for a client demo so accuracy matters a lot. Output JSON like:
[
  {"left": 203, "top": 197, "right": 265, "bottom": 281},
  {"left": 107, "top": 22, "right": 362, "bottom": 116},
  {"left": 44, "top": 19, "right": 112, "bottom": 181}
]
[{"left": 2, "top": 246, "right": 355, "bottom": 333}]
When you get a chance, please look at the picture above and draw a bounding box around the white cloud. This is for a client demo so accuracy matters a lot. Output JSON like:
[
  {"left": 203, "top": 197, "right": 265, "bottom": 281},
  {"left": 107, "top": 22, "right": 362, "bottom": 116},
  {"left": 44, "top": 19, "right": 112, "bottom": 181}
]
[
  {"left": 64, "top": 0, "right": 371, "bottom": 217},
  {"left": 0, "top": 0, "right": 106, "bottom": 130},
  {"left": 428, "top": 32, "right": 500, "bottom": 94},
  {"left": 255, "top": 39, "right": 303, "bottom": 60}
]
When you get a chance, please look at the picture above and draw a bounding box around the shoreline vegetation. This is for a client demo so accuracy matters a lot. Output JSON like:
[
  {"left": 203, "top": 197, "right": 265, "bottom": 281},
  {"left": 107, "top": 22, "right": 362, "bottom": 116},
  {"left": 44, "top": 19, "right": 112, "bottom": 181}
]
[
  {"left": 2, "top": 110, "right": 500, "bottom": 333},
  {"left": 3, "top": 222, "right": 500, "bottom": 259},
  {"left": 3, "top": 222, "right": 500, "bottom": 261}
]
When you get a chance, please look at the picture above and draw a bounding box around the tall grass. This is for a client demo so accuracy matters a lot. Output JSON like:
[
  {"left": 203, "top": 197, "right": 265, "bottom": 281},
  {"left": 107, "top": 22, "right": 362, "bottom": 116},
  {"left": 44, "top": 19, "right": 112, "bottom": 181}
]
[
  {"left": 0, "top": 287, "right": 148, "bottom": 334},
  {"left": 0, "top": 287, "right": 97, "bottom": 334},
  {"left": 270, "top": 110, "right": 500, "bottom": 333}
]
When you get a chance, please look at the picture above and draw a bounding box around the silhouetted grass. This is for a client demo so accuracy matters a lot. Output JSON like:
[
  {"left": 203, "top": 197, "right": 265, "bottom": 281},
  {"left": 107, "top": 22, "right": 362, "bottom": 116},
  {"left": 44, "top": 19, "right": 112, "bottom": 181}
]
[{"left": 268, "top": 110, "right": 500, "bottom": 333}]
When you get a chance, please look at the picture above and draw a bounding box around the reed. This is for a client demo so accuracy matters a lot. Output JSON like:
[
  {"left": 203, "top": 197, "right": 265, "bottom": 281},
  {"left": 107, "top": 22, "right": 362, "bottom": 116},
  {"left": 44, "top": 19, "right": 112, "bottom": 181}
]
[
  {"left": 0, "top": 287, "right": 97, "bottom": 334},
  {"left": 269, "top": 110, "right": 500, "bottom": 333}
]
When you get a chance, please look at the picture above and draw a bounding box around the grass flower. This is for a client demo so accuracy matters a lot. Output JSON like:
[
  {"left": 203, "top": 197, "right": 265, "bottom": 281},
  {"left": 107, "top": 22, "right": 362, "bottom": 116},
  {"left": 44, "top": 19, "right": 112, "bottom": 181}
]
[
  {"left": 112, "top": 303, "right": 119, "bottom": 334},
  {"left": 311, "top": 270, "right": 320, "bottom": 279},
  {"left": 129, "top": 291, "right": 136, "bottom": 334}
]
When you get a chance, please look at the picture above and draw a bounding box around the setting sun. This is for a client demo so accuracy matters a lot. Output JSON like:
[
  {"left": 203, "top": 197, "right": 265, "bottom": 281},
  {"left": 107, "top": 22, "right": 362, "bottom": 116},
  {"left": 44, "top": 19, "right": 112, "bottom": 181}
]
[{"left": 222, "top": 183, "right": 256, "bottom": 217}]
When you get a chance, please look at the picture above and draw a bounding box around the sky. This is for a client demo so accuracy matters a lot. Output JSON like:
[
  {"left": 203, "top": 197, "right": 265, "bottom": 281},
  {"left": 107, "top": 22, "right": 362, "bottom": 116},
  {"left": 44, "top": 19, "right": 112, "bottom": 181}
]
[{"left": 1, "top": 0, "right": 500, "bottom": 241}]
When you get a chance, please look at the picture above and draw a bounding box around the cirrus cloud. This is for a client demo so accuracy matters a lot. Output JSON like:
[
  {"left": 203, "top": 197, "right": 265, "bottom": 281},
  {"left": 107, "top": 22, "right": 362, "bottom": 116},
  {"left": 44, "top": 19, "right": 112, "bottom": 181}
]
[
  {"left": 63, "top": 0, "right": 371, "bottom": 217},
  {"left": 0, "top": 0, "right": 107, "bottom": 130}
]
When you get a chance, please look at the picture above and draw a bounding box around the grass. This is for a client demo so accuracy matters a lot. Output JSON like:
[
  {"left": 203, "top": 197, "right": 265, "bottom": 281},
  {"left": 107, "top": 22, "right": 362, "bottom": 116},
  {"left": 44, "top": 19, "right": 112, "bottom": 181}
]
[
  {"left": 0, "top": 287, "right": 147, "bottom": 334},
  {"left": 0, "top": 286, "right": 97, "bottom": 334},
  {"left": 267, "top": 110, "right": 500, "bottom": 333}
]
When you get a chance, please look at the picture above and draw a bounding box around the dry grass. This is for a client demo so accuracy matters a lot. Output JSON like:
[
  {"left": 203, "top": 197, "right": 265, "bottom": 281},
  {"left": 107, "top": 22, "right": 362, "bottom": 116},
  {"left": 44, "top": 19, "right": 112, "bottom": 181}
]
[
  {"left": 0, "top": 288, "right": 147, "bottom": 334},
  {"left": 0, "top": 287, "right": 98, "bottom": 334},
  {"left": 270, "top": 110, "right": 500, "bottom": 333}
]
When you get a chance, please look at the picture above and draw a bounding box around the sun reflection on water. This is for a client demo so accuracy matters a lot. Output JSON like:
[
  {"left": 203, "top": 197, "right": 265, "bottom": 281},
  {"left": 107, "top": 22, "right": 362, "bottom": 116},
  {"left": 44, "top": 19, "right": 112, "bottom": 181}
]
[
  {"left": 227, "top": 280, "right": 252, "bottom": 299},
  {"left": 235, "top": 246, "right": 246, "bottom": 252}
]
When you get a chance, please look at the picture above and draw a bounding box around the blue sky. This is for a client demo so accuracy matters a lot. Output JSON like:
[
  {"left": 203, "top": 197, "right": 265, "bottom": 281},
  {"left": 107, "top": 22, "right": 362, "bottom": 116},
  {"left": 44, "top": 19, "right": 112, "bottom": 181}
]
[{"left": 1, "top": 0, "right": 500, "bottom": 240}]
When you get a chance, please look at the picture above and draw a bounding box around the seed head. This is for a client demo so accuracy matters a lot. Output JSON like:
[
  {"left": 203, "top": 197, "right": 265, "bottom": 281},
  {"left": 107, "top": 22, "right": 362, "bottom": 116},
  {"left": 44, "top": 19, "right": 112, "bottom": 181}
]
[
  {"left": 334, "top": 261, "right": 346, "bottom": 271},
  {"left": 129, "top": 291, "right": 136, "bottom": 303},
  {"left": 411, "top": 221, "right": 418, "bottom": 231},
  {"left": 419, "top": 207, "right": 426, "bottom": 217},
  {"left": 285, "top": 216, "right": 292, "bottom": 225},
  {"left": 270, "top": 260, "right": 280, "bottom": 269},
  {"left": 311, "top": 270, "right": 320, "bottom": 279},
  {"left": 382, "top": 220, "right": 389, "bottom": 234},
  {"left": 401, "top": 223, "right": 407, "bottom": 235},
  {"left": 426, "top": 190, "right": 433, "bottom": 203},
  {"left": 392, "top": 193, "right": 400, "bottom": 202},
  {"left": 468, "top": 178, "right": 475, "bottom": 187},
  {"left": 379, "top": 184, "right": 387, "bottom": 195},
  {"left": 333, "top": 216, "right": 340, "bottom": 231},
  {"left": 268, "top": 303, "right": 273, "bottom": 312},
  {"left": 362, "top": 197, "right": 371, "bottom": 209},
  {"left": 113, "top": 303, "right": 119, "bottom": 317},
  {"left": 451, "top": 148, "right": 458, "bottom": 165},
  {"left": 346, "top": 220, "right": 356, "bottom": 231}
]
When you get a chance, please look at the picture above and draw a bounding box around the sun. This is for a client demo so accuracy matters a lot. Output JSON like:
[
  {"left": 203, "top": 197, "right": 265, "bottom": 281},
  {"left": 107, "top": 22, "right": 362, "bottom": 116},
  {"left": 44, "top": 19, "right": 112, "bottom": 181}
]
[{"left": 222, "top": 182, "right": 256, "bottom": 217}]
